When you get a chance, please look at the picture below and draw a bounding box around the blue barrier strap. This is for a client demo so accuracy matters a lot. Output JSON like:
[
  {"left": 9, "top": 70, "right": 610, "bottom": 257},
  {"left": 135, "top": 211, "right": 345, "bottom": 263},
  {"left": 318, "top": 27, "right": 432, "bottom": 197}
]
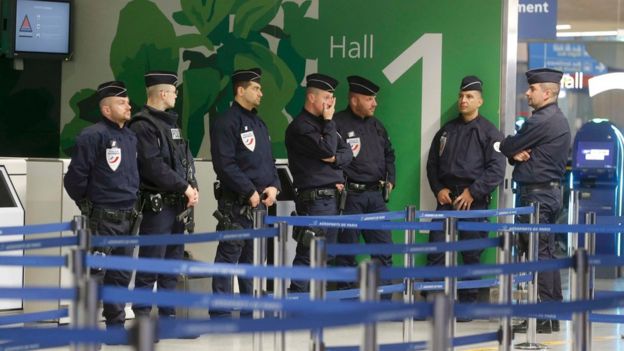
[
  {"left": 327, "top": 341, "right": 428, "bottom": 351},
  {"left": 416, "top": 206, "right": 534, "bottom": 219},
  {"left": 0, "top": 339, "right": 70, "bottom": 351},
  {"left": 0, "top": 287, "right": 75, "bottom": 300},
  {"left": 91, "top": 228, "right": 278, "bottom": 247},
  {"left": 0, "top": 236, "right": 78, "bottom": 252},
  {"left": 0, "top": 308, "right": 68, "bottom": 325},
  {"left": 455, "top": 293, "right": 624, "bottom": 320},
  {"left": 413, "top": 274, "right": 532, "bottom": 291},
  {"left": 452, "top": 332, "right": 500, "bottom": 347},
  {"left": 590, "top": 313, "right": 624, "bottom": 324},
  {"left": 87, "top": 254, "right": 358, "bottom": 282},
  {"left": 281, "top": 283, "right": 406, "bottom": 300},
  {"left": 0, "top": 255, "right": 67, "bottom": 267},
  {"left": 260, "top": 217, "right": 442, "bottom": 231},
  {"left": 158, "top": 305, "right": 431, "bottom": 338},
  {"left": 0, "top": 326, "right": 127, "bottom": 345},
  {"left": 0, "top": 222, "right": 73, "bottom": 235},
  {"left": 589, "top": 255, "right": 624, "bottom": 267},
  {"left": 101, "top": 286, "right": 414, "bottom": 314},
  {"left": 327, "top": 237, "right": 501, "bottom": 256},
  {"left": 265, "top": 211, "right": 407, "bottom": 225},
  {"left": 458, "top": 221, "right": 624, "bottom": 234},
  {"left": 381, "top": 258, "right": 573, "bottom": 280}
]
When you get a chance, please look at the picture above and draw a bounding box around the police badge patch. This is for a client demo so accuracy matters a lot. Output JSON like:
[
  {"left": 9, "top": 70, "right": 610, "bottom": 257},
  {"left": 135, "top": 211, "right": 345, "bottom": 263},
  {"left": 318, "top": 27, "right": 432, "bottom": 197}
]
[
  {"left": 346, "top": 137, "right": 361, "bottom": 157},
  {"left": 171, "top": 128, "right": 181, "bottom": 140},
  {"left": 493, "top": 141, "right": 501, "bottom": 153},
  {"left": 241, "top": 131, "right": 256, "bottom": 151},
  {"left": 106, "top": 146, "right": 121, "bottom": 171}
]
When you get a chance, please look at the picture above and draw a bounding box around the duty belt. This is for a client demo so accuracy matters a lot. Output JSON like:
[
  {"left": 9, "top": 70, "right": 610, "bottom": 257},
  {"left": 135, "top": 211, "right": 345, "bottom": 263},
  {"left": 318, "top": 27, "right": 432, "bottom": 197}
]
[
  {"left": 90, "top": 207, "right": 135, "bottom": 221},
  {"left": 162, "top": 193, "right": 185, "bottom": 207},
  {"left": 347, "top": 182, "right": 381, "bottom": 192},
  {"left": 297, "top": 188, "right": 338, "bottom": 201},
  {"left": 521, "top": 181, "right": 561, "bottom": 192}
]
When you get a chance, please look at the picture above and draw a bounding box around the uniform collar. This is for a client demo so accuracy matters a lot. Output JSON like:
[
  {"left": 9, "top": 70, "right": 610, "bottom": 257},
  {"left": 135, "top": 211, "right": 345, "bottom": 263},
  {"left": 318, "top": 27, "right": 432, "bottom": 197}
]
[
  {"left": 532, "top": 102, "right": 557, "bottom": 114},
  {"left": 144, "top": 105, "right": 179, "bottom": 125},
  {"left": 233, "top": 100, "right": 258, "bottom": 116},
  {"left": 346, "top": 105, "right": 368, "bottom": 121},
  {"left": 458, "top": 113, "right": 481, "bottom": 124},
  {"left": 102, "top": 116, "right": 125, "bottom": 129}
]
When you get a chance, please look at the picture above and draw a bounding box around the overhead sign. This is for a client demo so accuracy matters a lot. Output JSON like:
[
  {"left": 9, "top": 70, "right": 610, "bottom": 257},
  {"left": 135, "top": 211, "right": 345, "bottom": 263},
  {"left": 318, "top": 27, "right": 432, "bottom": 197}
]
[
  {"left": 528, "top": 43, "right": 608, "bottom": 76},
  {"left": 518, "top": 0, "right": 557, "bottom": 40}
]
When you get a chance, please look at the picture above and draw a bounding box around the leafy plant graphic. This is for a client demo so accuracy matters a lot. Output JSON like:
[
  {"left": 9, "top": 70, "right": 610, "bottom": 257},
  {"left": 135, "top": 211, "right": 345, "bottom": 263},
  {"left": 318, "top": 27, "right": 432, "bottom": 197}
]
[{"left": 60, "top": 0, "right": 317, "bottom": 158}]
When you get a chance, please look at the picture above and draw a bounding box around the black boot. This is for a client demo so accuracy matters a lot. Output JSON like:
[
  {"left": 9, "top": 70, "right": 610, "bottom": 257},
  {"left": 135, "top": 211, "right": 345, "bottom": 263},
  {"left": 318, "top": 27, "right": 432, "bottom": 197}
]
[
  {"left": 536, "top": 319, "right": 552, "bottom": 334},
  {"left": 512, "top": 319, "right": 552, "bottom": 334}
]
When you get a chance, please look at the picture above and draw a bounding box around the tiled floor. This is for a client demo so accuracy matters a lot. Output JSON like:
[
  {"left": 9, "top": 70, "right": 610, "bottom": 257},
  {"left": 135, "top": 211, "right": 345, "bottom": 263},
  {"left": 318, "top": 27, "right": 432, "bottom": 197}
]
[{"left": 44, "top": 276, "right": 624, "bottom": 350}]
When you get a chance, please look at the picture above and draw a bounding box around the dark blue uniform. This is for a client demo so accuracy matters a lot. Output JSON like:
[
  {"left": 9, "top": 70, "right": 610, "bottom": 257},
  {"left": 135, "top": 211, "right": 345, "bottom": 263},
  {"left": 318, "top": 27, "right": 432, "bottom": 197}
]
[
  {"left": 65, "top": 118, "right": 139, "bottom": 327},
  {"left": 500, "top": 102, "right": 570, "bottom": 303},
  {"left": 426, "top": 114, "right": 505, "bottom": 302},
  {"left": 334, "top": 106, "right": 395, "bottom": 288},
  {"left": 128, "top": 105, "right": 196, "bottom": 318},
  {"left": 209, "top": 101, "right": 280, "bottom": 316},
  {"left": 285, "top": 109, "right": 353, "bottom": 292}
]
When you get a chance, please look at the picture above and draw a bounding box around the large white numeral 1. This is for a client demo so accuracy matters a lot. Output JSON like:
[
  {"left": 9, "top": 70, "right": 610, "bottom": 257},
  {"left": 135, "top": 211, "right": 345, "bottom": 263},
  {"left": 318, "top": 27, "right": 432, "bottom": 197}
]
[{"left": 383, "top": 33, "right": 443, "bottom": 210}]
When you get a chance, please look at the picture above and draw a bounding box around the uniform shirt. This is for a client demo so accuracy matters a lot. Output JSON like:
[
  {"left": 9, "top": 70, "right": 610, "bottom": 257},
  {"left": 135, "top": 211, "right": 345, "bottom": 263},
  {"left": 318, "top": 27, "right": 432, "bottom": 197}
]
[
  {"left": 65, "top": 118, "right": 139, "bottom": 209},
  {"left": 334, "top": 106, "right": 396, "bottom": 184},
  {"left": 210, "top": 101, "right": 281, "bottom": 197},
  {"left": 499, "top": 103, "right": 570, "bottom": 184},
  {"left": 285, "top": 109, "right": 353, "bottom": 190},
  {"left": 427, "top": 114, "right": 506, "bottom": 199},
  {"left": 129, "top": 105, "right": 194, "bottom": 194}
]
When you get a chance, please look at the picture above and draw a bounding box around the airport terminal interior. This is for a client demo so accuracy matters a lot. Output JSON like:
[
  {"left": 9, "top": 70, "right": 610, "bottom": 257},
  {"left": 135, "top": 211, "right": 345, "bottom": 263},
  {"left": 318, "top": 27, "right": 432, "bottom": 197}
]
[{"left": 3, "top": 0, "right": 624, "bottom": 350}]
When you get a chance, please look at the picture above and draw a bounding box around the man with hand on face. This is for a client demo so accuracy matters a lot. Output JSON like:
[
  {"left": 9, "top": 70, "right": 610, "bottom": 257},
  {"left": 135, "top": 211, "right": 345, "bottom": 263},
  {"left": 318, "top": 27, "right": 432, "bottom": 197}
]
[
  {"left": 502, "top": 68, "right": 570, "bottom": 334},
  {"left": 65, "top": 81, "right": 139, "bottom": 330},
  {"left": 209, "top": 68, "right": 281, "bottom": 318},
  {"left": 128, "top": 71, "right": 198, "bottom": 323},
  {"left": 334, "top": 75, "right": 396, "bottom": 291},
  {"left": 285, "top": 73, "right": 353, "bottom": 292},
  {"left": 425, "top": 76, "right": 505, "bottom": 311}
]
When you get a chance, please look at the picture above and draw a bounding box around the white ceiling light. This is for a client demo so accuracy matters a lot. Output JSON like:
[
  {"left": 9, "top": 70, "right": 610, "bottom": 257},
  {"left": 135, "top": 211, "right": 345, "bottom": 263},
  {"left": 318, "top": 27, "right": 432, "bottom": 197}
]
[
  {"left": 556, "top": 30, "right": 618, "bottom": 37},
  {"left": 556, "top": 24, "right": 572, "bottom": 30}
]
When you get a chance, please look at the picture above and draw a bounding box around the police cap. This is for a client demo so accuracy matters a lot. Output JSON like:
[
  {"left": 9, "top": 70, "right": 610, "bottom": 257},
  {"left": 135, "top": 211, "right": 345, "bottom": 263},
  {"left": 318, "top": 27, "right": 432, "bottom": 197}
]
[
  {"left": 232, "top": 68, "right": 262, "bottom": 84},
  {"left": 526, "top": 68, "right": 563, "bottom": 85},
  {"left": 96, "top": 81, "right": 128, "bottom": 101},
  {"left": 144, "top": 70, "right": 178, "bottom": 87},
  {"left": 460, "top": 75, "right": 483, "bottom": 92},
  {"left": 347, "top": 75, "right": 379, "bottom": 96},
  {"left": 306, "top": 73, "right": 338, "bottom": 92}
]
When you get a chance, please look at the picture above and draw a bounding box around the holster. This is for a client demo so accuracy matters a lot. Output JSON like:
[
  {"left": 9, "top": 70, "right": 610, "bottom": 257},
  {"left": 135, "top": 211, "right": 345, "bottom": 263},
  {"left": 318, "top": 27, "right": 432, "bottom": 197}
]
[{"left": 338, "top": 189, "right": 348, "bottom": 214}]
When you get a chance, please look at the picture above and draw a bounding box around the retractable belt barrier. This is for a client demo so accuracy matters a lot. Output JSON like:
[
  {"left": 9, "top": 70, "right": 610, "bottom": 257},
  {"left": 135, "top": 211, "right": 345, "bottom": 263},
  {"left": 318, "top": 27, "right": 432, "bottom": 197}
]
[
  {"left": 86, "top": 254, "right": 359, "bottom": 282},
  {"left": 91, "top": 227, "right": 278, "bottom": 247},
  {"left": 0, "top": 308, "right": 68, "bottom": 325},
  {"left": 327, "top": 237, "right": 501, "bottom": 255},
  {"left": 0, "top": 221, "right": 73, "bottom": 235}
]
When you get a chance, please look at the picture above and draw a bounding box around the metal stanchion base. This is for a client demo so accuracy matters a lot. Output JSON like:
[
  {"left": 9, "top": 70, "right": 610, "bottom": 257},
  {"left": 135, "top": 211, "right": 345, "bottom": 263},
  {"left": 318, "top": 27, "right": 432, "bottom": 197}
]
[{"left": 514, "top": 342, "right": 548, "bottom": 350}]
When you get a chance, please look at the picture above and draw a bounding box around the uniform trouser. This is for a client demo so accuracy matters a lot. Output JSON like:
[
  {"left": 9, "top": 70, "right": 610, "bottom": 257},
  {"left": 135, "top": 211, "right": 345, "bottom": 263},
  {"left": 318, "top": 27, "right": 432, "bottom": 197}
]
[
  {"left": 88, "top": 213, "right": 134, "bottom": 326},
  {"left": 210, "top": 201, "right": 265, "bottom": 318},
  {"left": 289, "top": 196, "right": 339, "bottom": 293},
  {"left": 335, "top": 189, "right": 393, "bottom": 290},
  {"left": 132, "top": 205, "right": 185, "bottom": 318},
  {"left": 426, "top": 200, "right": 489, "bottom": 303},
  {"left": 516, "top": 186, "right": 563, "bottom": 303}
]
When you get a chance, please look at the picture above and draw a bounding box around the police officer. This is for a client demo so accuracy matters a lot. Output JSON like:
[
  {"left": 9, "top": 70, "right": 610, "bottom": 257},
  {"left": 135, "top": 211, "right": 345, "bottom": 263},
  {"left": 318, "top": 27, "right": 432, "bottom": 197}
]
[
  {"left": 209, "top": 68, "right": 280, "bottom": 317},
  {"left": 334, "top": 75, "right": 395, "bottom": 290},
  {"left": 285, "top": 73, "right": 353, "bottom": 292},
  {"left": 64, "top": 81, "right": 139, "bottom": 329},
  {"left": 501, "top": 68, "right": 570, "bottom": 334},
  {"left": 426, "top": 76, "right": 505, "bottom": 311},
  {"left": 128, "top": 71, "right": 199, "bottom": 321}
]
